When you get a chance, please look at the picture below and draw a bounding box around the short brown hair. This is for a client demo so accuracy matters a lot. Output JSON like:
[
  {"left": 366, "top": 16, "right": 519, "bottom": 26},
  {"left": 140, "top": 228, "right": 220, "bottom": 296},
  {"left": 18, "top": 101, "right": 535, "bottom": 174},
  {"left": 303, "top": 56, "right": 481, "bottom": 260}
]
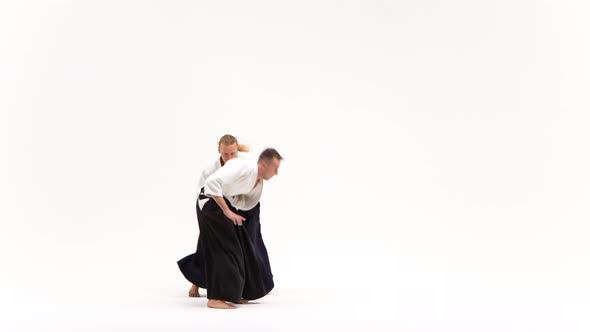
[{"left": 258, "top": 148, "right": 283, "bottom": 162}]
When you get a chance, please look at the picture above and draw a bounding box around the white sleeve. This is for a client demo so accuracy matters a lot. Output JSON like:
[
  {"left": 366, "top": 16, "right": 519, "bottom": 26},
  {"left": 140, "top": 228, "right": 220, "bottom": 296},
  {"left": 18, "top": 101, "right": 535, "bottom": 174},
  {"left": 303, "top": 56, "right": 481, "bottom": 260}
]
[
  {"left": 197, "top": 170, "right": 208, "bottom": 189},
  {"left": 198, "top": 160, "right": 221, "bottom": 188}
]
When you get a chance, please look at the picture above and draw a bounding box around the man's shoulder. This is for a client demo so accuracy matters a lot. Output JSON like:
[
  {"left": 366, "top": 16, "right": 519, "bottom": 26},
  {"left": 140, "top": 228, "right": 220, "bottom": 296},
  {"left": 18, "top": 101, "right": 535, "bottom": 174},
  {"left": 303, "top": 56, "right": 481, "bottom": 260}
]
[
  {"left": 237, "top": 151, "right": 256, "bottom": 161},
  {"left": 226, "top": 156, "right": 257, "bottom": 172}
]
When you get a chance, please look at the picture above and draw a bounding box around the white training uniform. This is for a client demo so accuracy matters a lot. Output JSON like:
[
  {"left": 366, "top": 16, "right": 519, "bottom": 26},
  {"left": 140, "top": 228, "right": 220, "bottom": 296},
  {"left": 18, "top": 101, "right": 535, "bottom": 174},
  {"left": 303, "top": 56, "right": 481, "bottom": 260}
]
[
  {"left": 197, "top": 152, "right": 253, "bottom": 189},
  {"left": 202, "top": 157, "right": 263, "bottom": 211}
]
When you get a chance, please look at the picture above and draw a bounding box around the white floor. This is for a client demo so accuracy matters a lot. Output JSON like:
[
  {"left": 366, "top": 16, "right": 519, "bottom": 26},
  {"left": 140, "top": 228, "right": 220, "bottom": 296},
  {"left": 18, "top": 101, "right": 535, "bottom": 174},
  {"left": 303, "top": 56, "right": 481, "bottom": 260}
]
[
  {"left": 3, "top": 276, "right": 589, "bottom": 331},
  {"left": 2, "top": 220, "right": 589, "bottom": 332},
  {"left": 4, "top": 284, "right": 588, "bottom": 331}
]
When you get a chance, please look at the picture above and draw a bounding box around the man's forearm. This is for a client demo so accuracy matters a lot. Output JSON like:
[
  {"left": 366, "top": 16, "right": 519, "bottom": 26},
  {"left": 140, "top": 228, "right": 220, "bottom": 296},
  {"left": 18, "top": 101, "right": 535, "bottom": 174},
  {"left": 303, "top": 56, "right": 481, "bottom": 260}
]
[{"left": 210, "top": 195, "right": 230, "bottom": 213}]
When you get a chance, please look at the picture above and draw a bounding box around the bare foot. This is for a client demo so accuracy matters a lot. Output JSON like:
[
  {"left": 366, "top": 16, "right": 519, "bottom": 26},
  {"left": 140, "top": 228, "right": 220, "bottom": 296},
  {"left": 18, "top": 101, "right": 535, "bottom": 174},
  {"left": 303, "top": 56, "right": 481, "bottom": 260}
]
[
  {"left": 238, "top": 299, "right": 249, "bottom": 304},
  {"left": 207, "top": 299, "right": 236, "bottom": 309},
  {"left": 188, "top": 284, "right": 200, "bottom": 297}
]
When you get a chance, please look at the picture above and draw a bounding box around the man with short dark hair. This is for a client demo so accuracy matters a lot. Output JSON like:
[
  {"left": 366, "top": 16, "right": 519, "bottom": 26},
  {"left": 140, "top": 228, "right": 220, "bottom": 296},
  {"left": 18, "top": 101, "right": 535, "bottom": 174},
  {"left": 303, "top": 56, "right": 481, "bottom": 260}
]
[{"left": 197, "top": 148, "right": 282, "bottom": 309}]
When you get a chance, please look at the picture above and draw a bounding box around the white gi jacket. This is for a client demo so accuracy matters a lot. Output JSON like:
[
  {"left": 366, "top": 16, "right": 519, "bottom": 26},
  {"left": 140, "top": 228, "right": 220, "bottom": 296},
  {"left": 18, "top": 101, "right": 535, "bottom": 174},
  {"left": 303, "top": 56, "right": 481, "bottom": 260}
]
[{"left": 203, "top": 156, "right": 263, "bottom": 211}]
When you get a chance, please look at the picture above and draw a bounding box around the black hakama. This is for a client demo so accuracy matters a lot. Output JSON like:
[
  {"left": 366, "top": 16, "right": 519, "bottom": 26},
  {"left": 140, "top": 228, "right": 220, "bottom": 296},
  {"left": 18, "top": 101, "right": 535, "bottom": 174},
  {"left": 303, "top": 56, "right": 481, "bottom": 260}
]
[
  {"left": 236, "top": 203, "right": 274, "bottom": 293},
  {"left": 177, "top": 191, "right": 273, "bottom": 302}
]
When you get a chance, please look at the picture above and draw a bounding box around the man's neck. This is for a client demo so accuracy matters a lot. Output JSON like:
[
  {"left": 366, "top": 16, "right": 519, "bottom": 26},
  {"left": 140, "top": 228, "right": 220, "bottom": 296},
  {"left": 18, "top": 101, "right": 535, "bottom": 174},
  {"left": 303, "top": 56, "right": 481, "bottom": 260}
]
[{"left": 257, "top": 164, "right": 263, "bottom": 182}]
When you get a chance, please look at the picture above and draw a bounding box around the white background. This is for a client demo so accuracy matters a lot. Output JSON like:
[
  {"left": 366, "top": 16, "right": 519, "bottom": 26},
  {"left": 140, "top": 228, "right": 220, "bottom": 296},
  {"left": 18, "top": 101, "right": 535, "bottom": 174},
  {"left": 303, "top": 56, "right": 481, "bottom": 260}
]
[{"left": 1, "top": 1, "right": 589, "bottom": 331}]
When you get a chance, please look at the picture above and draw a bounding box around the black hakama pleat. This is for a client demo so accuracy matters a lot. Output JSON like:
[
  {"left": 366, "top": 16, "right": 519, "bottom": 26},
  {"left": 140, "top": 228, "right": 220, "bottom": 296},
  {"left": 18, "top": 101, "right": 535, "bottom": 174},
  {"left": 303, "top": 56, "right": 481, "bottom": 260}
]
[
  {"left": 237, "top": 203, "right": 274, "bottom": 293},
  {"left": 176, "top": 203, "right": 208, "bottom": 288}
]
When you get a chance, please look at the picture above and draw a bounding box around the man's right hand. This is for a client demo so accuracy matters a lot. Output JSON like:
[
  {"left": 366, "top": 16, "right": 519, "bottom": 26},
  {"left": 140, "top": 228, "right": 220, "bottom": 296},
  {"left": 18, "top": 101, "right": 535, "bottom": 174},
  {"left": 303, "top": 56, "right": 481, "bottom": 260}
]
[{"left": 224, "top": 210, "right": 245, "bottom": 226}]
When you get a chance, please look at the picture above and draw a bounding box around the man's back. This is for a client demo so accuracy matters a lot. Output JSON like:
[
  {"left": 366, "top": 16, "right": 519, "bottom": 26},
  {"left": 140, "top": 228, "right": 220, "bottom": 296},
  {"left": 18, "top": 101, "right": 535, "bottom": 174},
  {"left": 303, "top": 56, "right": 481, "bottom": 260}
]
[{"left": 204, "top": 157, "right": 262, "bottom": 211}]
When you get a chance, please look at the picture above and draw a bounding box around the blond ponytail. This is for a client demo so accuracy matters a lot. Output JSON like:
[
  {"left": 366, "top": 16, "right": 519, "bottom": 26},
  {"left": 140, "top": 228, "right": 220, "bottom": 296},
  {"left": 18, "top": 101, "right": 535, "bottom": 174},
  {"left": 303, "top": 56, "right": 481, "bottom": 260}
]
[{"left": 218, "top": 134, "right": 249, "bottom": 152}]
